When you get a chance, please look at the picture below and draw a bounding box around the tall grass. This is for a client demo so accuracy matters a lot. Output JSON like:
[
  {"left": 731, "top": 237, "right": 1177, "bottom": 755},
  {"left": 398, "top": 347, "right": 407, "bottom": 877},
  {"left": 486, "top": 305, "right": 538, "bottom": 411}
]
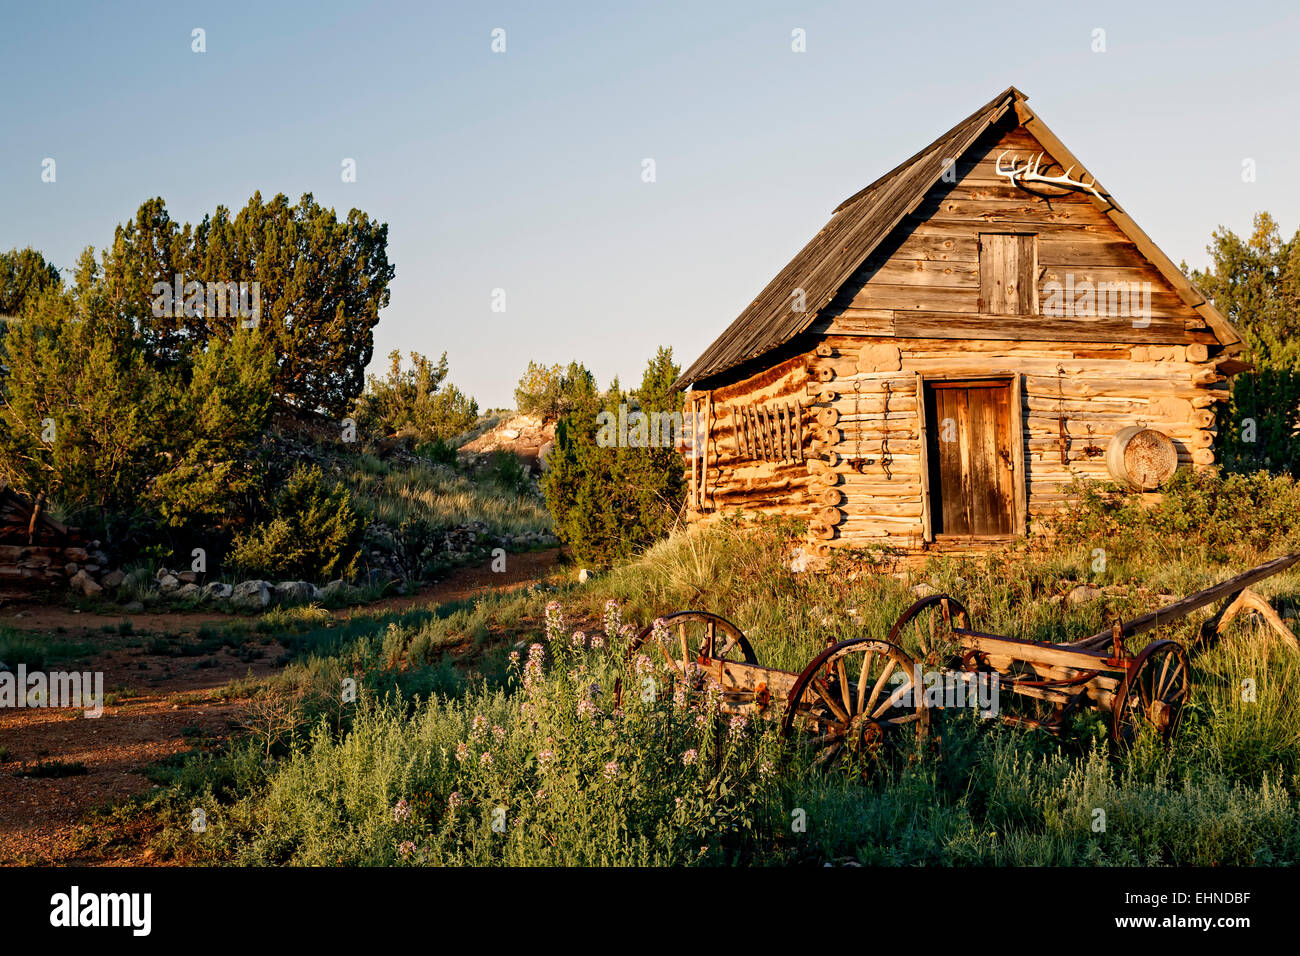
[
  {"left": 347, "top": 461, "right": 550, "bottom": 535},
  {"left": 98, "top": 475, "right": 1300, "bottom": 866}
]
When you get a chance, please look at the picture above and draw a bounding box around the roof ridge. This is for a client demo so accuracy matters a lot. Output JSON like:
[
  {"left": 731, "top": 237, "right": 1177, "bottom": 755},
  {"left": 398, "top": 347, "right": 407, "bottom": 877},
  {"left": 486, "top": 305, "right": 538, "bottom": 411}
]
[
  {"left": 677, "top": 86, "right": 1021, "bottom": 388},
  {"left": 831, "top": 86, "right": 1023, "bottom": 216}
]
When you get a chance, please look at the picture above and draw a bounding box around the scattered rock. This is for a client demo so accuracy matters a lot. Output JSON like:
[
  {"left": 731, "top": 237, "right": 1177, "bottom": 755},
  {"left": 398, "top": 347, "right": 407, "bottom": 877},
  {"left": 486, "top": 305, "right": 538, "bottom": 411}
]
[
  {"left": 1067, "top": 585, "right": 1104, "bottom": 606},
  {"left": 178, "top": 571, "right": 198, "bottom": 584},
  {"left": 68, "top": 569, "right": 103, "bottom": 598},
  {"left": 204, "top": 582, "right": 233, "bottom": 600},
  {"left": 274, "top": 580, "right": 318, "bottom": 604},
  {"left": 64, "top": 562, "right": 79, "bottom": 576},
  {"left": 123, "top": 600, "right": 145, "bottom": 613},
  {"left": 1156, "top": 594, "right": 1178, "bottom": 606},
  {"left": 177, "top": 583, "right": 201, "bottom": 600},
  {"left": 578, "top": 569, "right": 591, "bottom": 584},
  {"left": 157, "top": 574, "right": 180, "bottom": 592},
  {"left": 231, "top": 580, "right": 271, "bottom": 610},
  {"left": 367, "top": 569, "right": 397, "bottom": 589},
  {"left": 101, "top": 569, "right": 126, "bottom": 589},
  {"left": 911, "top": 582, "right": 938, "bottom": 598},
  {"left": 320, "top": 579, "right": 350, "bottom": 600},
  {"left": 789, "top": 548, "right": 811, "bottom": 573}
]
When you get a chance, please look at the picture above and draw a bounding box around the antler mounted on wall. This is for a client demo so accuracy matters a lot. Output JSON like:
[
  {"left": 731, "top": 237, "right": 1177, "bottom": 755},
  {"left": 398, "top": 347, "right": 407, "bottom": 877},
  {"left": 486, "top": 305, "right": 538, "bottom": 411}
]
[{"left": 995, "top": 150, "right": 1104, "bottom": 201}]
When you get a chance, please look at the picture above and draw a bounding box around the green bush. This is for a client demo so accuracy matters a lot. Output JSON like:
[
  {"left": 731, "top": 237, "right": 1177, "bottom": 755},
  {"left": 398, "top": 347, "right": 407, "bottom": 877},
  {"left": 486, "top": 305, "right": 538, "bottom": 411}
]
[
  {"left": 231, "top": 464, "right": 364, "bottom": 581},
  {"left": 513, "top": 360, "right": 596, "bottom": 423},
  {"left": 484, "top": 450, "right": 531, "bottom": 496},
  {"left": 0, "top": 288, "right": 274, "bottom": 538},
  {"left": 414, "top": 438, "right": 459, "bottom": 467},
  {"left": 542, "top": 348, "right": 686, "bottom": 568},
  {"left": 1045, "top": 468, "right": 1300, "bottom": 556},
  {"left": 353, "top": 350, "right": 479, "bottom": 442}
]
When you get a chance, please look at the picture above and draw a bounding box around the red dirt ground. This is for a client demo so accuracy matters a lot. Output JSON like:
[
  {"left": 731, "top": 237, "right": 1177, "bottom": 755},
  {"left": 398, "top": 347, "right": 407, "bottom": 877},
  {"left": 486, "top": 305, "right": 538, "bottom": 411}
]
[{"left": 0, "top": 549, "right": 561, "bottom": 865}]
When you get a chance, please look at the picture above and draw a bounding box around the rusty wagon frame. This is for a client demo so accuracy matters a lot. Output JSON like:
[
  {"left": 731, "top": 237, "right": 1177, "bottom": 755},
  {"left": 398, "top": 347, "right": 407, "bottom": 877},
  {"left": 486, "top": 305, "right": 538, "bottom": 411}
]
[{"left": 625, "top": 553, "right": 1300, "bottom": 763}]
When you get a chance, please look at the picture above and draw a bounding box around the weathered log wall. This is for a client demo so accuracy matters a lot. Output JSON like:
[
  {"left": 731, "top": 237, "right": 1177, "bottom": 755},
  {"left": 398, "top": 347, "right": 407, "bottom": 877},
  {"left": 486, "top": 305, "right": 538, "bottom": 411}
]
[
  {"left": 688, "top": 351, "right": 815, "bottom": 520},
  {"left": 800, "top": 337, "right": 1225, "bottom": 547}
]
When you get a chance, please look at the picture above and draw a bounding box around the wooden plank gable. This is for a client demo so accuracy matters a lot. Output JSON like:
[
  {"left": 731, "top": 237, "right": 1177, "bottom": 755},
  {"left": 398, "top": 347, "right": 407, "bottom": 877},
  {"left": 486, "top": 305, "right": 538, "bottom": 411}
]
[{"left": 826, "top": 122, "right": 1201, "bottom": 343}]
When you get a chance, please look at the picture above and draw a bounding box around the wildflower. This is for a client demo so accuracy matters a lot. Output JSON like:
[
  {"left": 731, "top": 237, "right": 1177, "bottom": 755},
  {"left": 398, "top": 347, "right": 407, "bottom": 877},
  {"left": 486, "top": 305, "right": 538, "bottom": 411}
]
[
  {"left": 577, "top": 699, "right": 597, "bottom": 720},
  {"left": 603, "top": 599, "right": 623, "bottom": 640},
  {"left": 455, "top": 742, "right": 470, "bottom": 763},
  {"left": 480, "top": 751, "right": 494, "bottom": 767},
  {"left": 682, "top": 749, "right": 698, "bottom": 766},
  {"left": 651, "top": 617, "right": 671, "bottom": 652},
  {"left": 524, "top": 643, "right": 545, "bottom": 692},
  {"left": 534, "top": 788, "right": 546, "bottom": 802},
  {"left": 447, "top": 791, "right": 462, "bottom": 810},
  {"left": 603, "top": 760, "right": 619, "bottom": 780},
  {"left": 633, "top": 653, "right": 654, "bottom": 677},
  {"left": 570, "top": 629, "right": 587, "bottom": 649},
  {"left": 492, "top": 724, "right": 506, "bottom": 744},
  {"left": 759, "top": 760, "right": 773, "bottom": 780},
  {"left": 537, "top": 749, "right": 555, "bottom": 772},
  {"left": 398, "top": 840, "right": 415, "bottom": 858},
  {"left": 544, "top": 601, "right": 565, "bottom": 642},
  {"left": 471, "top": 714, "right": 488, "bottom": 739},
  {"left": 590, "top": 632, "right": 605, "bottom": 650},
  {"left": 393, "top": 798, "right": 410, "bottom": 823},
  {"left": 509, "top": 650, "right": 520, "bottom": 665},
  {"left": 728, "top": 714, "right": 748, "bottom": 740}
]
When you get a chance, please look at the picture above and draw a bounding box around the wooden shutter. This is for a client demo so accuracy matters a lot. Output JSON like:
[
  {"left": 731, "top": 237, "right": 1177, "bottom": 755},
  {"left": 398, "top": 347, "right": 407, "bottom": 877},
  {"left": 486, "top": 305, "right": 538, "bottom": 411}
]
[{"left": 980, "top": 233, "right": 1037, "bottom": 314}]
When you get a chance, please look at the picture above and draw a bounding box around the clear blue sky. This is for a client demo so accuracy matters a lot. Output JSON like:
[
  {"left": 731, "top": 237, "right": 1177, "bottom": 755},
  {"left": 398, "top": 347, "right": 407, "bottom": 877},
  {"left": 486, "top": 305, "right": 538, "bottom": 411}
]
[{"left": 2, "top": 0, "right": 1297, "bottom": 407}]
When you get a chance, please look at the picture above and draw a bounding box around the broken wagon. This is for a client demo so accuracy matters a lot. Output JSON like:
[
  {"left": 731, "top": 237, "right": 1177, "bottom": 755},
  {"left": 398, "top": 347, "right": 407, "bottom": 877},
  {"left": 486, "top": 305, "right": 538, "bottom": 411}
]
[{"left": 625, "top": 554, "right": 1299, "bottom": 763}]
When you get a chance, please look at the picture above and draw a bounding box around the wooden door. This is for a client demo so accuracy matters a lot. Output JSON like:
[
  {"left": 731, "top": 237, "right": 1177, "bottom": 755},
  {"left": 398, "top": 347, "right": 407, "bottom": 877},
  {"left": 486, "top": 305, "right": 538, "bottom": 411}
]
[
  {"left": 924, "top": 381, "right": 1016, "bottom": 536},
  {"left": 979, "top": 233, "right": 1037, "bottom": 314}
]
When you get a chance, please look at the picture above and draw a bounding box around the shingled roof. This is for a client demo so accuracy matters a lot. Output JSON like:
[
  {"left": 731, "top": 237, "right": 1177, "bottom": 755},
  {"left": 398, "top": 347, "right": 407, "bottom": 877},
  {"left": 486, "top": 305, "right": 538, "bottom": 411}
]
[{"left": 677, "top": 86, "right": 1240, "bottom": 389}]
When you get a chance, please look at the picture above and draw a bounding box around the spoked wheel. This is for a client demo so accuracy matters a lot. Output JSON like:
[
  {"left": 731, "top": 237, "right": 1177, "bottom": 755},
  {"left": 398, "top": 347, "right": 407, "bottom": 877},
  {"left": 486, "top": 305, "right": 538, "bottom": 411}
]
[
  {"left": 886, "top": 595, "right": 971, "bottom": 667},
  {"left": 780, "top": 638, "right": 928, "bottom": 767},
  {"left": 618, "top": 611, "right": 757, "bottom": 701},
  {"left": 1110, "top": 640, "right": 1190, "bottom": 749}
]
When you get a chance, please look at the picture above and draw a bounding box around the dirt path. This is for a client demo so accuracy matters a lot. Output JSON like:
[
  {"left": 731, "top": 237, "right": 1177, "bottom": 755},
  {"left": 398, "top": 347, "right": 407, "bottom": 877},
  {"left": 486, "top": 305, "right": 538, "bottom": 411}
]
[{"left": 0, "top": 549, "right": 561, "bottom": 865}]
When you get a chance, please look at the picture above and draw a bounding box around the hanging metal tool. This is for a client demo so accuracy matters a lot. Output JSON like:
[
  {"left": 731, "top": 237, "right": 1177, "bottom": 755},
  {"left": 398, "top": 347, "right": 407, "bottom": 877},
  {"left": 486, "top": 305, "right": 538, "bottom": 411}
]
[{"left": 1056, "top": 364, "right": 1069, "bottom": 465}]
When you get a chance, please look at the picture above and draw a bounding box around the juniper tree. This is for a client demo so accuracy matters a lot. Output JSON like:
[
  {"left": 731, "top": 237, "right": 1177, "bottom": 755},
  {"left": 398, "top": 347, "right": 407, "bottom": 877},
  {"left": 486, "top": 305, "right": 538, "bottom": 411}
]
[
  {"left": 0, "top": 287, "right": 275, "bottom": 538},
  {"left": 542, "top": 349, "right": 686, "bottom": 567},
  {"left": 94, "top": 192, "right": 395, "bottom": 416},
  {"left": 1189, "top": 212, "right": 1300, "bottom": 475},
  {"left": 0, "top": 247, "right": 62, "bottom": 316},
  {"left": 353, "top": 350, "right": 479, "bottom": 441}
]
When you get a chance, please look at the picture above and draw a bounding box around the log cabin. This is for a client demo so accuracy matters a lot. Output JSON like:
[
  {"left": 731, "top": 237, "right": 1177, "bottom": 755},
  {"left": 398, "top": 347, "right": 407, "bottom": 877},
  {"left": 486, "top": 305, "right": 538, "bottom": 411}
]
[{"left": 677, "top": 87, "right": 1245, "bottom": 556}]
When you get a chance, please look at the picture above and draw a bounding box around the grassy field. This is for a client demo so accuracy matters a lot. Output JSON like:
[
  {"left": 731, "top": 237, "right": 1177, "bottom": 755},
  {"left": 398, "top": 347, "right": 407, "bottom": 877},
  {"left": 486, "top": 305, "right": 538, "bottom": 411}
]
[{"left": 76, "top": 471, "right": 1300, "bottom": 866}]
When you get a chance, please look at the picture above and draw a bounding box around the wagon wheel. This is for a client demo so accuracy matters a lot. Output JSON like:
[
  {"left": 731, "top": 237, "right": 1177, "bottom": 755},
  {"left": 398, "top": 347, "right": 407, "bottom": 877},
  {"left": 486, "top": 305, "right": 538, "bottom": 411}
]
[
  {"left": 1110, "top": 640, "right": 1190, "bottom": 749},
  {"left": 781, "top": 638, "right": 927, "bottom": 766},
  {"left": 886, "top": 595, "right": 970, "bottom": 667},
  {"left": 618, "top": 611, "right": 757, "bottom": 702}
]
